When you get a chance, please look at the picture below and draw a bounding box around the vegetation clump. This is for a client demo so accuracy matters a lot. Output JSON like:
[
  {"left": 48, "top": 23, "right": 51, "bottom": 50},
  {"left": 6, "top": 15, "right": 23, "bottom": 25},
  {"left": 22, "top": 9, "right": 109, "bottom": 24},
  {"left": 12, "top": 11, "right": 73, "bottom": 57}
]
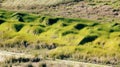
[{"left": 0, "top": 10, "right": 120, "bottom": 65}]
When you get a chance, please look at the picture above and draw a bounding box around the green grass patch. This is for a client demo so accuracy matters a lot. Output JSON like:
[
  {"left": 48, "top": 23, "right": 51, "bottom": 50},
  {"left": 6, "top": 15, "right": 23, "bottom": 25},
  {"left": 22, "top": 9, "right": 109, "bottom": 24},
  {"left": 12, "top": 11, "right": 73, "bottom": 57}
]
[{"left": 0, "top": 10, "right": 120, "bottom": 65}]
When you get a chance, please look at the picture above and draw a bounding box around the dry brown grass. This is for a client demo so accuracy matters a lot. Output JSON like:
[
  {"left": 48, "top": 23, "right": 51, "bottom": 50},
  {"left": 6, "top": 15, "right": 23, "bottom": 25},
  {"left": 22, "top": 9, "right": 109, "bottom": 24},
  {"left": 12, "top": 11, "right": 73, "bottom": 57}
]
[{"left": 1, "top": 0, "right": 75, "bottom": 9}]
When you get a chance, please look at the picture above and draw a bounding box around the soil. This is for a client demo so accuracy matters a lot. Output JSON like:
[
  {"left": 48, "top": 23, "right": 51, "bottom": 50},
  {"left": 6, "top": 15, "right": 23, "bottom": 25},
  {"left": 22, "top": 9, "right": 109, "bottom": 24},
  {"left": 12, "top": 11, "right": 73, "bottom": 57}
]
[
  {"left": 43, "top": 2, "right": 120, "bottom": 22},
  {"left": 0, "top": 50, "right": 111, "bottom": 67}
]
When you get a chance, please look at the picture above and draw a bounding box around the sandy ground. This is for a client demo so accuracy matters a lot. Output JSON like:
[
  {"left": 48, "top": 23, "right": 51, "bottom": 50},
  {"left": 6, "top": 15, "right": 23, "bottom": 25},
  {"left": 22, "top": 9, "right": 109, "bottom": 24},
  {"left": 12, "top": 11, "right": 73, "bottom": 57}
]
[
  {"left": 0, "top": 50, "right": 32, "bottom": 62},
  {"left": 45, "top": 60, "right": 112, "bottom": 67},
  {"left": 0, "top": 50, "right": 112, "bottom": 67}
]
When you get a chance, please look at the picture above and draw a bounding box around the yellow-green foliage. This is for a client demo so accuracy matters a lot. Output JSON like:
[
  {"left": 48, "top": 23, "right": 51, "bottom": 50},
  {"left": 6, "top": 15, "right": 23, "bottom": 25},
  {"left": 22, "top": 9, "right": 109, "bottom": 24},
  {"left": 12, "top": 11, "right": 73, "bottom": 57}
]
[
  {"left": 0, "top": 9, "right": 120, "bottom": 47},
  {"left": 0, "top": 10, "right": 120, "bottom": 64}
]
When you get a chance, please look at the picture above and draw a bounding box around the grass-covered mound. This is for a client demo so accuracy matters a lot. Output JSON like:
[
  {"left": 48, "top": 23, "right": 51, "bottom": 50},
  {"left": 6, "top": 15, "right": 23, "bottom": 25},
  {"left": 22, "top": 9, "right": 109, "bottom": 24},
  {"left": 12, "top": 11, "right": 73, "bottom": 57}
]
[{"left": 0, "top": 10, "right": 120, "bottom": 65}]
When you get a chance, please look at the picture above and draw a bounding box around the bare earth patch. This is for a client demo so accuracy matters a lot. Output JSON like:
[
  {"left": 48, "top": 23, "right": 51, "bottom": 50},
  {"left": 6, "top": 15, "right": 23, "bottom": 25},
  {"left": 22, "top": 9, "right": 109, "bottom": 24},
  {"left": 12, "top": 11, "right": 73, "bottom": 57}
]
[
  {"left": 0, "top": 50, "right": 32, "bottom": 62},
  {"left": 1, "top": 1, "right": 120, "bottom": 22},
  {"left": 0, "top": 50, "right": 111, "bottom": 67}
]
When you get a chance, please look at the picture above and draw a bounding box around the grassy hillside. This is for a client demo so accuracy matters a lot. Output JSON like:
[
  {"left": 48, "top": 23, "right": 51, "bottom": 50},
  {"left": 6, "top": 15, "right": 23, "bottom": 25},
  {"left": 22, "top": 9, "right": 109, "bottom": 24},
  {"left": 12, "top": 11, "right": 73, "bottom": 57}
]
[
  {"left": 1, "top": 0, "right": 120, "bottom": 23},
  {"left": 0, "top": 9, "right": 120, "bottom": 65}
]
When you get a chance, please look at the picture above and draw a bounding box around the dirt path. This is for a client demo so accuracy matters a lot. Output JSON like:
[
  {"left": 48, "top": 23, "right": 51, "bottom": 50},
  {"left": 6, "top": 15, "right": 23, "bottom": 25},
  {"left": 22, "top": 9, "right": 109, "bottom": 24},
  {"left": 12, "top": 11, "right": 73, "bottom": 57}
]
[
  {"left": 0, "top": 50, "right": 112, "bottom": 67},
  {"left": 0, "top": 50, "right": 32, "bottom": 62},
  {"left": 45, "top": 60, "right": 112, "bottom": 67}
]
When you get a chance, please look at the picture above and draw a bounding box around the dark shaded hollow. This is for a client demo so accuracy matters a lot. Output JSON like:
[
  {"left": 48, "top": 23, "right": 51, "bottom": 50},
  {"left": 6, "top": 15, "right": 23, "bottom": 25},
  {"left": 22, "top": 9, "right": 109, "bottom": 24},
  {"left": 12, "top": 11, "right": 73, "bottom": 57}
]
[
  {"left": 0, "top": 19, "right": 5, "bottom": 24},
  {"left": 24, "top": 17, "right": 35, "bottom": 22},
  {"left": 74, "top": 24, "right": 86, "bottom": 30},
  {"left": 33, "top": 28, "right": 44, "bottom": 35},
  {"left": 18, "top": 16, "right": 24, "bottom": 22},
  {"left": 59, "top": 55, "right": 70, "bottom": 60},
  {"left": 39, "top": 63, "right": 47, "bottom": 67},
  {"left": 17, "top": 58, "right": 30, "bottom": 63},
  {"left": 79, "top": 35, "right": 98, "bottom": 44},
  {"left": 91, "top": 23, "right": 99, "bottom": 26},
  {"left": 0, "top": 14, "right": 4, "bottom": 18},
  {"left": 31, "top": 58, "right": 40, "bottom": 62},
  {"left": 47, "top": 18, "right": 59, "bottom": 25},
  {"left": 14, "top": 24, "right": 24, "bottom": 32},
  {"left": 62, "top": 31, "right": 77, "bottom": 36},
  {"left": 11, "top": 13, "right": 26, "bottom": 22},
  {"left": 112, "top": 23, "right": 119, "bottom": 27},
  {"left": 11, "top": 12, "right": 27, "bottom": 17},
  {"left": 39, "top": 16, "right": 46, "bottom": 22},
  {"left": 62, "top": 23, "right": 68, "bottom": 27}
]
